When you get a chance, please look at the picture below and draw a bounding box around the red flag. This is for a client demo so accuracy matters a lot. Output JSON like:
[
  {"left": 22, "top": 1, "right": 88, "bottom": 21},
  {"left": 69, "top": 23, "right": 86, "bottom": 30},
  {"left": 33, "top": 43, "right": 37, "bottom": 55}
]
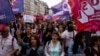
[{"left": 69, "top": 0, "right": 100, "bottom": 32}]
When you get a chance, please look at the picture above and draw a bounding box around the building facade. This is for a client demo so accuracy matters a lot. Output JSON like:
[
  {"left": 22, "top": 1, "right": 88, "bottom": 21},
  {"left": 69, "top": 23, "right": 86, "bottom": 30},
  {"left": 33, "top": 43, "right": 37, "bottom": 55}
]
[
  {"left": 24, "top": 0, "right": 49, "bottom": 15},
  {"left": 49, "top": 8, "right": 53, "bottom": 15},
  {"left": 39, "top": 1, "right": 49, "bottom": 15}
]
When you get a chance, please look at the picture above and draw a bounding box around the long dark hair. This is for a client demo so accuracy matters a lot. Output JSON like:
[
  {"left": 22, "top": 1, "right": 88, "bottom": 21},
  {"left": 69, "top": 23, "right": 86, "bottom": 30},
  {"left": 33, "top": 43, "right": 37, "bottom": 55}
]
[
  {"left": 46, "top": 23, "right": 54, "bottom": 32},
  {"left": 29, "top": 34, "right": 40, "bottom": 49},
  {"left": 72, "top": 32, "right": 86, "bottom": 54},
  {"left": 88, "top": 36, "right": 99, "bottom": 47}
]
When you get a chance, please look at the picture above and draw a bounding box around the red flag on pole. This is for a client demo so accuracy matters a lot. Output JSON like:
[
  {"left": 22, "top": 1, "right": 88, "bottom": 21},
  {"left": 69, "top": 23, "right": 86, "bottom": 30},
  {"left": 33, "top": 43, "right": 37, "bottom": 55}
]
[{"left": 69, "top": 0, "right": 100, "bottom": 32}]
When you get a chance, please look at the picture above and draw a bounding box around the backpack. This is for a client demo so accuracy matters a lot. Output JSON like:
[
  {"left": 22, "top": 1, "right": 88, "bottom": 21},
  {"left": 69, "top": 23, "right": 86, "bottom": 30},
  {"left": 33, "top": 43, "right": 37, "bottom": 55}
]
[
  {"left": 85, "top": 46, "right": 92, "bottom": 56},
  {"left": 12, "top": 37, "right": 14, "bottom": 48},
  {"left": 11, "top": 37, "right": 17, "bottom": 56}
]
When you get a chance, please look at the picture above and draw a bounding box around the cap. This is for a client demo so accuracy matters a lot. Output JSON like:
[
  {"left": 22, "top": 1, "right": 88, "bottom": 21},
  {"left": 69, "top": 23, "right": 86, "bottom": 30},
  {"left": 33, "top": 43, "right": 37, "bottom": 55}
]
[{"left": 0, "top": 24, "right": 8, "bottom": 32}]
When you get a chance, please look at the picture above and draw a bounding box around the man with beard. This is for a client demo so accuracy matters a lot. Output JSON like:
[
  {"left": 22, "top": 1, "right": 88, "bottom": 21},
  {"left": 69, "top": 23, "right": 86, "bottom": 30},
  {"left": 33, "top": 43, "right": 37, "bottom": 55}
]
[
  {"left": 61, "top": 21, "right": 77, "bottom": 56},
  {"left": 0, "top": 26, "right": 19, "bottom": 56}
]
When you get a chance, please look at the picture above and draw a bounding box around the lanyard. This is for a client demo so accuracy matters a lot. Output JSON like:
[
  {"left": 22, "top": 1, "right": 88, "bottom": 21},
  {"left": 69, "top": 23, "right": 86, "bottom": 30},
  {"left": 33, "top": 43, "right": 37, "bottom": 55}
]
[{"left": 1, "top": 38, "right": 7, "bottom": 49}]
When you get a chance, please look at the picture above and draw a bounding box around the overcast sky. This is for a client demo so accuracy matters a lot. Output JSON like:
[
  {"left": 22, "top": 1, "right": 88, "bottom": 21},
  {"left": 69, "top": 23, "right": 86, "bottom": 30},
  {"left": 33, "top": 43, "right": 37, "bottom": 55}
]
[{"left": 40, "top": 0, "right": 62, "bottom": 8}]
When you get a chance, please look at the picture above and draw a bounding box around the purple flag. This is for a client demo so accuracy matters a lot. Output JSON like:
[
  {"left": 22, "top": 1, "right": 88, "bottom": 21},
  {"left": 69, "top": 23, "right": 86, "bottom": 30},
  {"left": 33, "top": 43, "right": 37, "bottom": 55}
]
[
  {"left": 45, "top": 15, "right": 52, "bottom": 20},
  {"left": 51, "top": 0, "right": 71, "bottom": 20},
  {"left": 11, "top": 0, "right": 24, "bottom": 14},
  {"left": 0, "top": 0, "right": 14, "bottom": 24}
]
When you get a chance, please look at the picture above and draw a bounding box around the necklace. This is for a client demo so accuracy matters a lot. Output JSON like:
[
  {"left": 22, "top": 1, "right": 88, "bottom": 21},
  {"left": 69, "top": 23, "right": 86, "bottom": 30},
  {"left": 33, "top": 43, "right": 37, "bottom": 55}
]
[{"left": 1, "top": 38, "right": 7, "bottom": 49}]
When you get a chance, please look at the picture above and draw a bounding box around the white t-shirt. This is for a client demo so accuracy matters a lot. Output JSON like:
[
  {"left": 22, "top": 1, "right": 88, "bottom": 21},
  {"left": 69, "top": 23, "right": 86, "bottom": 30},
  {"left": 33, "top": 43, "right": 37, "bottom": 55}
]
[
  {"left": 61, "top": 30, "right": 77, "bottom": 47},
  {"left": 0, "top": 34, "right": 19, "bottom": 56},
  {"left": 96, "top": 31, "right": 100, "bottom": 36}
]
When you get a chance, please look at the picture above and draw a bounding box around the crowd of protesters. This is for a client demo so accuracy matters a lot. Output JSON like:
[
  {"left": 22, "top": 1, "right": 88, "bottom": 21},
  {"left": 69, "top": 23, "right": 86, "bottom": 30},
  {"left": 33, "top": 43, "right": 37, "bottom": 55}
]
[{"left": 0, "top": 16, "right": 100, "bottom": 56}]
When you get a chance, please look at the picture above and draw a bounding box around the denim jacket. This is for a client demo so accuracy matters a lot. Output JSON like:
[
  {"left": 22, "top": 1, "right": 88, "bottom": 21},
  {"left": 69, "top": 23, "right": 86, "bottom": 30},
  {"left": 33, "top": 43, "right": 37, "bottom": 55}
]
[
  {"left": 25, "top": 46, "right": 44, "bottom": 56},
  {"left": 68, "top": 42, "right": 86, "bottom": 56}
]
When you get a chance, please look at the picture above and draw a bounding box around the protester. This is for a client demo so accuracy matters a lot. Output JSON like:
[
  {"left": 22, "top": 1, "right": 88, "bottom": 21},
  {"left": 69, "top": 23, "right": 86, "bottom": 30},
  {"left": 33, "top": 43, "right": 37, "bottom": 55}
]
[
  {"left": 31, "top": 23, "right": 37, "bottom": 33},
  {"left": 37, "top": 24, "right": 43, "bottom": 42},
  {"left": 43, "top": 30, "right": 52, "bottom": 46},
  {"left": 79, "top": 31, "right": 91, "bottom": 46},
  {"left": 68, "top": 32, "right": 86, "bottom": 56},
  {"left": 25, "top": 35, "right": 40, "bottom": 56},
  {"left": 45, "top": 31, "right": 65, "bottom": 56},
  {"left": 0, "top": 26, "right": 19, "bottom": 56},
  {"left": 16, "top": 26, "right": 32, "bottom": 56},
  {"left": 61, "top": 21, "right": 77, "bottom": 55},
  {"left": 53, "top": 22, "right": 58, "bottom": 32},
  {"left": 42, "top": 23, "right": 53, "bottom": 46},
  {"left": 42, "top": 21, "right": 48, "bottom": 33},
  {"left": 58, "top": 24, "right": 64, "bottom": 37},
  {"left": 85, "top": 36, "right": 100, "bottom": 56}
]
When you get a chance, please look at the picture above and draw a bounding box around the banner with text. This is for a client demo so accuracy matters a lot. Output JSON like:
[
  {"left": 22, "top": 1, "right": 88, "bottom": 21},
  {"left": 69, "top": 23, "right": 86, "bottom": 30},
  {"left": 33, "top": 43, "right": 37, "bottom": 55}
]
[
  {"left": 11, "top": 0, "right": 24, "bottom": 14},
  {"left": 23, "top": 15, "right": 34, "bottom": 23},
  {"left": 51, "top": 0, "right": 70, "bottom": 21},
  {"left": 0, "top": 0, "right": 14, "bottom": 24},
  {"left": 69, "top": 0, "right": 100, "bottom": 32},
  {"left": 0, "top": 0, "right": 14, "bottom": 31}
]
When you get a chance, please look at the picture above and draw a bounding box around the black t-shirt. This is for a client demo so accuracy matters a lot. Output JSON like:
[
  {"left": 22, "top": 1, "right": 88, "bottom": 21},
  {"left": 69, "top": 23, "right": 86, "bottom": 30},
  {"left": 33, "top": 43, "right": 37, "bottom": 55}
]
[
  {"left": 85, "top": 47, "right": 100, "bottom": 56},
  {"left": 20, "top": 33, "right": 30, "bottom": 55},
  {"left": 42, "top": 31, "right": 52, "bottom": 46},
  {"left": 28, "top": 49, "right": 39, "bottom": 56},
  {"left": 90, "top": 47, "right": 100, "bottom": 56}
]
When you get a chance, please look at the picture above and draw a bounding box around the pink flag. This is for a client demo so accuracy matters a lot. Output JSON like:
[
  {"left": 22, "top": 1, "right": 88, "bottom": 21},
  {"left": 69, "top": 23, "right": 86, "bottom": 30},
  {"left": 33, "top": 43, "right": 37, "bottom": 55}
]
[{"left": 69, "top": 0, "right": 100, "bottom": 32}]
